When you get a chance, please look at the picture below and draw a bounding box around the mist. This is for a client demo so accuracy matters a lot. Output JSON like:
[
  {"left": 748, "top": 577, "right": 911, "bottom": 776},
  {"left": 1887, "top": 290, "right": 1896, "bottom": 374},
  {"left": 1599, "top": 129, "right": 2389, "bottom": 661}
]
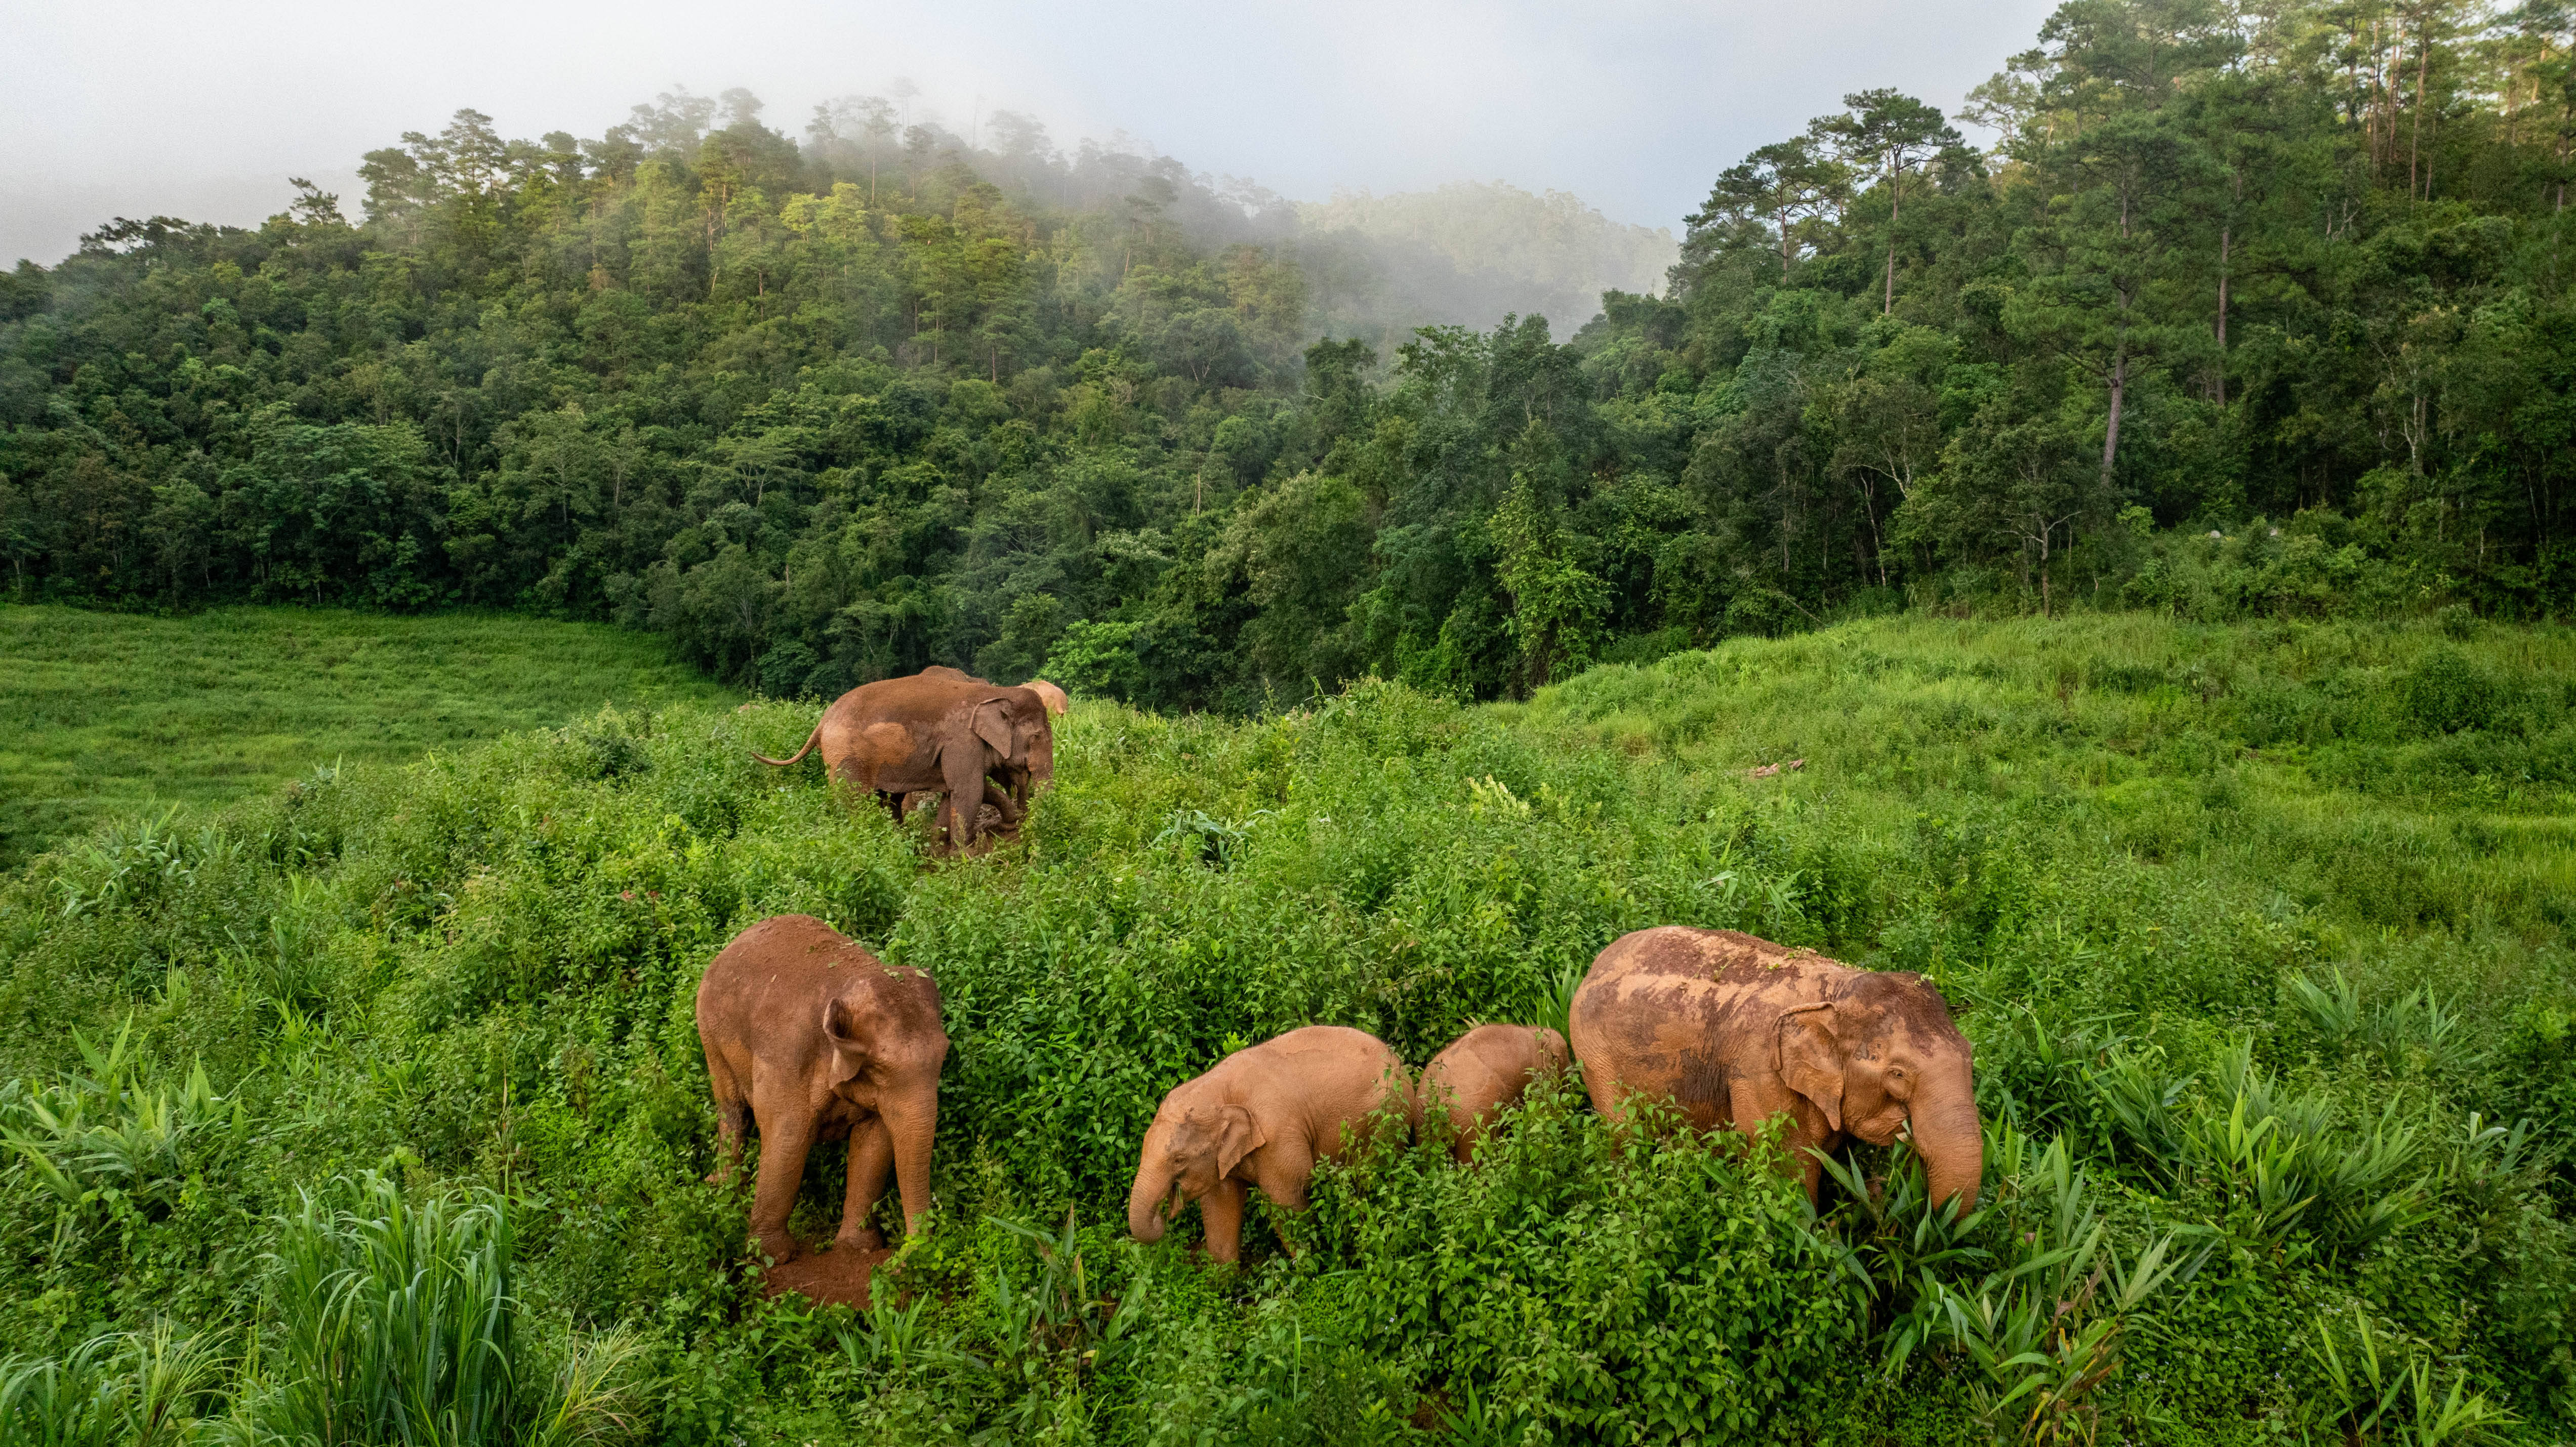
[{"left": 5, "top": 0, "right": 2057, "bottom": 308}]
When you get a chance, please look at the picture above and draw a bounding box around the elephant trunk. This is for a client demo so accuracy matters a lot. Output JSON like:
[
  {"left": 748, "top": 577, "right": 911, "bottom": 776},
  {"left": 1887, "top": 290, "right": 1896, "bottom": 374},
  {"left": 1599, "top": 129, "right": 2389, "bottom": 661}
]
[
  {"left": 882, "top": 1083, "right": 939, "bottom": 1238},
  {"left": 1128, "top": 1130, "right": 1177, "bottom": 1243},
  {"left": 1911, "top": 1075, "right": 1984, "bottom": 1218}
]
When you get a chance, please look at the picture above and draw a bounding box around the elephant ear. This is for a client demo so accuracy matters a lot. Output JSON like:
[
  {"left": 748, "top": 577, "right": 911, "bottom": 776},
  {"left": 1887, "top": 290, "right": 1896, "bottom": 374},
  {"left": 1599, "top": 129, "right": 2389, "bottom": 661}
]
[
  {"left": 970, "top": 699, "right": 1014, "bottom": 758},
  {"left": 1777, "top": 1003, "right": 1844, "bottom": 1133},
  {"left": 1214, "top": 1104, "right": 1266, "bottom": 1179},
  {"left": 821, "top": 994, "right": 872, "bottom": 1085}
]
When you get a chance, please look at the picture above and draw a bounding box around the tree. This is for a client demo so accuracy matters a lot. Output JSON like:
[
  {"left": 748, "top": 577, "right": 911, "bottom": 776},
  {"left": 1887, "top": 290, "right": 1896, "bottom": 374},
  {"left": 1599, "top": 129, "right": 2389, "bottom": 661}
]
[
  {"left": 1813, "top": 89, "right": 1962, "bottom": 313},
  {"left": 1690, "top": 136, "right": 1847, "bottom": 279}
]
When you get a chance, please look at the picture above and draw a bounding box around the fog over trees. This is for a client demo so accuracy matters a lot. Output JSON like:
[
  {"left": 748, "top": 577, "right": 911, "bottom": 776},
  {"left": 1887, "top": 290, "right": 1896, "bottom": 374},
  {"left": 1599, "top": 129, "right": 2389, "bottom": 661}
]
[{"left": 6, "top": 0, "right": 2576, "bottom": 714}]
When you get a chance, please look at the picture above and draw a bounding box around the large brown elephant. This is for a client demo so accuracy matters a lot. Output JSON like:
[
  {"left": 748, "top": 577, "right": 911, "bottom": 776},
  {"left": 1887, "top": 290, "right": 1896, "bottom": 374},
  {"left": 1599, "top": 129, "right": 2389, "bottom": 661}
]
[
  {"left": 1126, "top": 1026, "right": 1416, "bottom": 1263},
  {"left": 1569, "top": 927, "right": 1982, "bottom": 1215},
  {"left": 1419, "top": 1023, "right": 1568, "bottom": 1163},
  {"left": 695, "top": 915, "right": 949, "bottom": 1264},
  {"left": 752, "top": 671, "right": 1053, "bottom": 853}
]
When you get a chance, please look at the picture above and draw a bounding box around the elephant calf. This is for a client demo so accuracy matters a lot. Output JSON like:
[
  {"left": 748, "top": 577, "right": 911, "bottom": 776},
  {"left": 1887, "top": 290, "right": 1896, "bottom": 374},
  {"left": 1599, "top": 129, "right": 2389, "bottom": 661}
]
[
  {"left": 696, "top": 915, "right": 949, "bottom": 1264},
  {"left": 1420, "top": 1023, "right": 1569, "bottom": 1163},
  {"left": 1127, "top": 1025, "right": 1416, "bottom": 1264}
]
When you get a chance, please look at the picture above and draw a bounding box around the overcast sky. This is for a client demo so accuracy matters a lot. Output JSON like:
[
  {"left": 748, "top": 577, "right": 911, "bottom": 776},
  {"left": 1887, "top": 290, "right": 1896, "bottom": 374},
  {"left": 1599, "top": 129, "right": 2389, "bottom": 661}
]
[{"left": 2, "top": 0, "right": 2059, "bottom": 267}]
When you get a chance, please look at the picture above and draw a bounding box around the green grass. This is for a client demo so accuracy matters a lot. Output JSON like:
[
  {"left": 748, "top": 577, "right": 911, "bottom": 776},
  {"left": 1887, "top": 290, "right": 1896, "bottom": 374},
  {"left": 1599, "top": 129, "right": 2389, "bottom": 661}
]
[
  {"left": 0, "top": 605, "right": 739, "bottom": 868},
  {"left": 1, "top": 609, "right": 2571, "bottom": 1443}
]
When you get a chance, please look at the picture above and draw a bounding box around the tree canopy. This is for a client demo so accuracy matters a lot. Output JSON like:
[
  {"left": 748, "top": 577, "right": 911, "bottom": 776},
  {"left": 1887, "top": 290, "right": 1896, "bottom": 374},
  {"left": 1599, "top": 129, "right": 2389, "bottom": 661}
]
[{"left": 8, "top": 0, "right": 2576, "bottom": 709}]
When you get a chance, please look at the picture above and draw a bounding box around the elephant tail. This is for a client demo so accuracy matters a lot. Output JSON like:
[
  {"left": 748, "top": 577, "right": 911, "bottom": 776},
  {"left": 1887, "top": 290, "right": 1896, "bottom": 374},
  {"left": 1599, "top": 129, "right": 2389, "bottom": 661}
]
[{"left": 751, "top": 720, "right": 823, "bottom": 767}]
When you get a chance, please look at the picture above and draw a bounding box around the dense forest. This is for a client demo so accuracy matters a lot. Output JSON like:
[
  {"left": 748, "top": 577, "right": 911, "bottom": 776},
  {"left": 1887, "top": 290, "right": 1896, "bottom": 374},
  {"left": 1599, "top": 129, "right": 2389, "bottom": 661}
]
[{"left": 6, "top": 0, "right": 2576, "bottom": 711}]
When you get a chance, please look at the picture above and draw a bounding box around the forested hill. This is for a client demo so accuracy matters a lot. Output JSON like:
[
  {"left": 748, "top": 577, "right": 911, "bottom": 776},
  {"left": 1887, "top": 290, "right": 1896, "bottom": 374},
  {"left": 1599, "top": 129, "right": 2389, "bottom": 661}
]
[{"left": 7, "top": 0, "right": 2576, "bottom": 713}]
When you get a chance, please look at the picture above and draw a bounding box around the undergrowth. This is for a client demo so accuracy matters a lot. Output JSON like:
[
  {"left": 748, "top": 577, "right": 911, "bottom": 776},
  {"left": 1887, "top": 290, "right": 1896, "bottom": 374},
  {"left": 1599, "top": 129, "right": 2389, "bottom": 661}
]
[{"left": 0, "top": 611, "right": 2570, "bottom": 1443}]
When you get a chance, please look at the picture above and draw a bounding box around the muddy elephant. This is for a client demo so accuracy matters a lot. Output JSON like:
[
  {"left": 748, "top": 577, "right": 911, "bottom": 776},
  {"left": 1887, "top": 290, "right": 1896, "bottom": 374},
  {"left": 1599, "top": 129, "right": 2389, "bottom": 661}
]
[
  {"left": 1569, "top": 927, "right": 1982, "bottom": 1215},
  {"left": 1419, "top": 1023, "right": 1569, "bottom": 1163},
  {"left": 752, "top": 670, "right": 1053, "bottom": 853},
  {"left": 1127, "top": 1026, "right": 1417, "bottom": 1263},
  {"left": 695, "top": 915, "right": 949, "bottom": 1264}
]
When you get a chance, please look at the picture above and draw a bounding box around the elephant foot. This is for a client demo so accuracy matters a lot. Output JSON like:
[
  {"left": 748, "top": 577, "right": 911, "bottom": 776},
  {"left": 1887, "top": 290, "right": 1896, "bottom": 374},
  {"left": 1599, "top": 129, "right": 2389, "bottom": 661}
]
[
  {"left": 754, "top": 1234, "right": 801, "bottom": 1266},
  {"left": 834, "top": 1226, "right": 886, "bottom": 1253}
]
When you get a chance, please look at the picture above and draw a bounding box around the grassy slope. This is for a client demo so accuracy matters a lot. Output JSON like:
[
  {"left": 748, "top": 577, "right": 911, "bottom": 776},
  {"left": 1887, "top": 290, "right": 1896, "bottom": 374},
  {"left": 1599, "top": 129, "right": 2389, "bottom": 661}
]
[
  {"left": 0, "top": 605, "right": 739, "bottom": 867},
  {"left": 1515, "top": 613, "right": 2576, "bottom": 1003},
  {"left": 1, "top": 611, "right": 2571, "bottom": 1443}
]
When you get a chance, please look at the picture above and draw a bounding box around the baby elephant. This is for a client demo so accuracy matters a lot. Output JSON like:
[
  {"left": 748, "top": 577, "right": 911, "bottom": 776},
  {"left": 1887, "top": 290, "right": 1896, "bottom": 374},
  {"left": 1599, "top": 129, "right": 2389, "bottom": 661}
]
[
  {"left": 1127, "top": 1025, "right": 1416, "bottom": 1263},
  {"left": 695, "top": 915, "right": 949, "bottom": 1265},
  {"left": 1420, "top": 1023, "right": 1569, "bottom": 1162}
]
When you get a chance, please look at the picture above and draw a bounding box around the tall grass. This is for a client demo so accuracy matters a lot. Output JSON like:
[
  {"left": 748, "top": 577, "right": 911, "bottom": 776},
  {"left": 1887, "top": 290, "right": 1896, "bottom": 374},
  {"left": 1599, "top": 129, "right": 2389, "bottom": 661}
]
[
  {"left": 0, "top": 1322, "right": 227, "bottom": 1447},
  {"left": 237, "top": 1173, "right": 641, "bottom": 1447},
  {"left": 0, "top": 611, "right": 2567, "bottom": 1441}
]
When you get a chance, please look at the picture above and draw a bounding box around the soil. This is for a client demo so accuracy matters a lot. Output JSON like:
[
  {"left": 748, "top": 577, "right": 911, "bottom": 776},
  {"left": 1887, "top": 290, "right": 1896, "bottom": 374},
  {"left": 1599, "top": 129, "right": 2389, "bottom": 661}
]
[{"left": 761, "top": 1239, "right": 894, "bottom": 1309}]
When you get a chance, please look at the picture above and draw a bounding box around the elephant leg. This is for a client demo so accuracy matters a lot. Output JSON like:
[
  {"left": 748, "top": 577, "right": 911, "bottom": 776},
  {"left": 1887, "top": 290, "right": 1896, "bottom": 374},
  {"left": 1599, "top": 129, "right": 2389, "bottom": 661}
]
[
  {"left": 941, "top": 747, "right": 991, "bottom": 854},
  {"left": 836, "top": 1114, "right": 894, "bottom": 1252},
  {"left": 706, "top": 1056, "right": 751, "bottom": 1184},
  {"left": 985, "top": 777, "right": 1023, "bottom": 831},
  {"left": 1251, "top": 1141, "right": 1318, "bottom": 1214},
  {"left": 1791, "top": 1134, "right": 1828, "bottom": 1204},
  {"left": 1739, "top": 1121, "right": 1826, "bottom": 1202},
  {"left": 746, "top": 1090, "right": 816, "bottom": 1264},
  {"left": 1199, "top": 1177, "right": 1248, "bottom": 1265},
  {"left": 1251, "top": 1144, "right": 1319, "bottom": 1260}
]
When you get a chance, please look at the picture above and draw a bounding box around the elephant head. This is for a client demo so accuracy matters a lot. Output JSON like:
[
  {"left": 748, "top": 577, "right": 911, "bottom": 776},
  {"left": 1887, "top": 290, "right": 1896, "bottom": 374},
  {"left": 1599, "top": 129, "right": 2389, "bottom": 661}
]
[
  {"left": 966, "top": 691, "right": 1054, "bottom": 788},
  {"left": 1127, "top": 1095, "right": 1263, "bottom": 1244},
  {"left": 1776, "top": 970, "right": 1981, "bottom": 1215},
  {"left": 821, "top": 967, "right": 949, "bottom": 1235}
]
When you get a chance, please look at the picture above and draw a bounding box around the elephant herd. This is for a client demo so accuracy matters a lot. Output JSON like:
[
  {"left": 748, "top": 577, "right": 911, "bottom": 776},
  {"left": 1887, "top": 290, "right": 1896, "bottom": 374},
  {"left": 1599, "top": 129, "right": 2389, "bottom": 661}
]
[
  {"left": 693, "top": 911, "right": 1982, "bottom": 1270},
  {"left": 705, "top": 669, "right": 1980, "bottom": 1267},
  {"left": 1124, "top": 924, "right": 1985, "bottom": 1263}
]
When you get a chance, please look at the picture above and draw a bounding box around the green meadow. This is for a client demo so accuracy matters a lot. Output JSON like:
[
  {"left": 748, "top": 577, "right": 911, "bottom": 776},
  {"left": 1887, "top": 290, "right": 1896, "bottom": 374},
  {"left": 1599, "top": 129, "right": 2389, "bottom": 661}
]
[
  {"left": 1, "top": 611, "right": 2571, "bottom": 1443},
  {"left": 0, "top": 605, "right": 737, "bottom": 868}
]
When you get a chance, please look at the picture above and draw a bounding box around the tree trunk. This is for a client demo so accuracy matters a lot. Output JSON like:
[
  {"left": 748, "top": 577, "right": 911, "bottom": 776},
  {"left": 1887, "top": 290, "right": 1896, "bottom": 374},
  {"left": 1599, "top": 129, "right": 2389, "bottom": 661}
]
[
  {"left": 2215, "top": 222, "right": 2231, "bottom": 406},
  {"left": 1884, "top": 169, "right": 1900, "bottom": 314},
  {"left": 2411, "top": 27, "right": 2430, "bottom": 198},
  {"left": 2102, "top": 346, "right": 2128, "bottom": 491}
]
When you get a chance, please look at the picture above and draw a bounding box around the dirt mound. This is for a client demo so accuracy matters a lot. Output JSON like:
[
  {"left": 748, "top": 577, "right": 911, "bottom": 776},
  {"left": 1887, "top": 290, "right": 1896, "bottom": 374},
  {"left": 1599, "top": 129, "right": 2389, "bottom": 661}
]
[{"left": 761, "top": 1242, "right": 893, "bottom": 1309}]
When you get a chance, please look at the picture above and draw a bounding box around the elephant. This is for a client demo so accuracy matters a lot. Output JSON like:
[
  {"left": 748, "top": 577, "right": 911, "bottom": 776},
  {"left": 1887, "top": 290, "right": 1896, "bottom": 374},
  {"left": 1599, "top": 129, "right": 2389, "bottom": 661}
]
[
  {"left": 915, "top": 669, "right": 1067, "bottom": 807},
  {"left": 1127, "top": 1025, "right": 1417, "bottom": 1263},
  {"left": 752, "top": 670, "right": 1053, "bottom": 853},
  {"left": 694, "top": 914, "right": 949, "bottom": 1264},
  {"left": 1419, "top": 1023, "right": 1569, "bottom": 1163},
  {"left": 1569, "top": 927, "right": 1982, "bottom": 1215}
]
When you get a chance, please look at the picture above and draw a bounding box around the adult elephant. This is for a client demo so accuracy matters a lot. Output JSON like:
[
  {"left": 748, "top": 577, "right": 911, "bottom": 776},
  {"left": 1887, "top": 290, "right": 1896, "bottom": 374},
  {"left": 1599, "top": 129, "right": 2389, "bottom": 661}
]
[
  {"left": 752, "top": 671, "right": 1053, "bottom": 853},
  {"left": 1569, "top": 927, "right": 1982, "bottom": 1215},
  {"left": 912, "top": 667, "right": 1065, "bottom": 814},
  {"left": 696, "top": 915, "right": 949, "bottom": 1264}
]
